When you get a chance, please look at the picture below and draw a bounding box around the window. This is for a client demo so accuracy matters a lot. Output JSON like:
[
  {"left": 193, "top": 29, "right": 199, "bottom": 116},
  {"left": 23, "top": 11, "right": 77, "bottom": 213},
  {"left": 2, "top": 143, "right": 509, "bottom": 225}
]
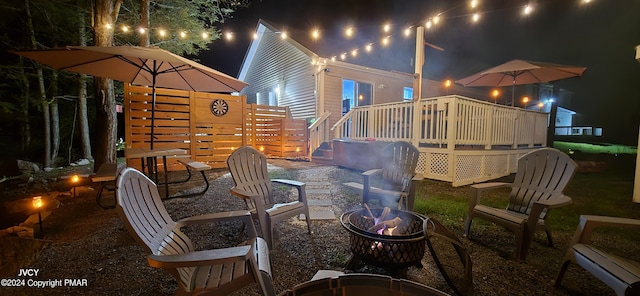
[
  {"left": 342, "top": 79, "right": 373, "bottom": 115},
  {"left": 403, "top": 87, "right": 413, "bottom": 101}
]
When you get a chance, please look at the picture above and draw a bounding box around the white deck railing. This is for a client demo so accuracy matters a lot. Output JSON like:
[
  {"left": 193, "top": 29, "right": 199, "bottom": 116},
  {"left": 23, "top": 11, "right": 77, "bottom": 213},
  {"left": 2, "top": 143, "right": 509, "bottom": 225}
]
[
  {"left": 330, "top": 95, "right": 550, "bottom": 186},
  {"left": 333, "top": 95, "right": 548, "bottom": 148},
  {"left": 308, "top": 111, "right": 332, "bottom": 158}
]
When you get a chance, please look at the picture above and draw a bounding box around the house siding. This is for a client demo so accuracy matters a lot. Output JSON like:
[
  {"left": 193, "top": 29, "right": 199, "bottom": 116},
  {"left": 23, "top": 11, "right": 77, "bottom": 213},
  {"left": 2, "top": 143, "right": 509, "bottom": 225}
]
[
  {"left": 239, "top": 20, "right": 413, "bottom": 135},
  {"left": 320, "top": 64, "right": 414, "bottom": 129},
  {"left": 240, "top": 27, "right": 317, "bottom": 120}
]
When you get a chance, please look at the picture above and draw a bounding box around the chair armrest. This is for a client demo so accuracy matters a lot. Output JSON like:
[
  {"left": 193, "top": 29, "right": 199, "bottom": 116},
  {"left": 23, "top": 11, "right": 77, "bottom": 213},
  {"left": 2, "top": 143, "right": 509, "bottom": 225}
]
[
  {"left": 526, "top": 194, "right": 573, "bottom": 234},
  {"left": 572, "top": 215, "right": 640, "bottom": 245},
  {"left": 230, "top": 187, "right": 260, "bottom": 199},
  {"left": 468, "top": 182, "right": 511, "bottom": 209},
  {"left": 362, "top": 168, "right": 382, "bottom": 177},
  {"left": 362, "top": 168, "right": 382, "bottom": 193},
  {"left": 272, "top": 179, "right": 308, "bottom": 204},
  {"left": 148, "top": 244, "right": 252, "bottom": 269},
  {"left": 535, "top": 194, "right": 573, "bottom": 208},
  {"left": 272, "top": 179, "right": 304, "bottom": 188}
]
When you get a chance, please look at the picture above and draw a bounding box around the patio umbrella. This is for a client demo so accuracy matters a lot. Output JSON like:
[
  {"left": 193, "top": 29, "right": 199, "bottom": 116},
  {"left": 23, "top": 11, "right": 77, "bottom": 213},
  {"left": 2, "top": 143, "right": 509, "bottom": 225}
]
[
  {"left": 11, "top": 46, "right": 247, "bottom": 148},
  {"left": 455, "top": 59, "right": 586, "bottom": 106}
]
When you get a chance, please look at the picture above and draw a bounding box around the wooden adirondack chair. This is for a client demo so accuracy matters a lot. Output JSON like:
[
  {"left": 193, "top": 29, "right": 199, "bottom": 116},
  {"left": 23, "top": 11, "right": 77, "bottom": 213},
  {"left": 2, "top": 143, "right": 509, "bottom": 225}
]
[
  {"left": 115, "top": 167, "right": 275, "bottom": 296},
  {"left": 343, "top": 141, "right": 423, "bottom": 211},
  {"left": 464, "top": 147, "right": 577, "bottom": 260},
  {"left": 555, "top": 215, "right": 640, "bottom": 295},
  {"left": 227, "top": 146, "right": 312, "bottom": 248}
]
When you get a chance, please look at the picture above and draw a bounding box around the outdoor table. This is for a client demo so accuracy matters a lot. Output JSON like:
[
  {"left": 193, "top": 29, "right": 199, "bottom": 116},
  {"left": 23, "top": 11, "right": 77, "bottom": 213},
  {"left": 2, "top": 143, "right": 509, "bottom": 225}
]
[{"left": 124, "top": 147, "right": 187, "bottom": 198}]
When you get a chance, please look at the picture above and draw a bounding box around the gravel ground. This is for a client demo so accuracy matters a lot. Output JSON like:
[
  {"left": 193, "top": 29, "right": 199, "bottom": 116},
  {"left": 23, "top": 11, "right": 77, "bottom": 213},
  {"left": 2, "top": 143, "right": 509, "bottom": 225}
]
[{"left": 0, "top": 159, "right": 631, "bottom": 296}]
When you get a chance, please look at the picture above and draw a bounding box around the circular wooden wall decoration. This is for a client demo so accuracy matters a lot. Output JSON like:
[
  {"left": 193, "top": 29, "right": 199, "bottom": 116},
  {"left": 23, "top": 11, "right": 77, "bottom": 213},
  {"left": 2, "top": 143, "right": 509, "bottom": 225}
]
[{"left": 210, "top": 99, "right": 229, "bottom": 117}]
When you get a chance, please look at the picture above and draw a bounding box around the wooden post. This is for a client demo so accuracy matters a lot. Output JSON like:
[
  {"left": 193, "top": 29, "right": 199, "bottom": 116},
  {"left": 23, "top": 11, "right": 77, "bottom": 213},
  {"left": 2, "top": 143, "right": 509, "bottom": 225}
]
[{"left": 414, "top": 26, "right": 425, "bottom": 101}]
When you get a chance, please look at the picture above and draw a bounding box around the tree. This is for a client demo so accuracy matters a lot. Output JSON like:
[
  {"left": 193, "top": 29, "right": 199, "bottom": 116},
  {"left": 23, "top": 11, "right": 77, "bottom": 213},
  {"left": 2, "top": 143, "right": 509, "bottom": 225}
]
[
  {"left": 0, "top": 0, "right": 250, "bottom": 170},
  {"left": 90, "top": 0, "right": 249, "bottom": 171}
]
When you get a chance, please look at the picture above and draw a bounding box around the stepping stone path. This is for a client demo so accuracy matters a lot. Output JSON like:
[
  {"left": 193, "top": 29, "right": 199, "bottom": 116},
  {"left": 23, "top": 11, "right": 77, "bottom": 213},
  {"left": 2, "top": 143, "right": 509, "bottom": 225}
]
[{"left": 295, "top": 166, "right": 336, "bottom": 220}]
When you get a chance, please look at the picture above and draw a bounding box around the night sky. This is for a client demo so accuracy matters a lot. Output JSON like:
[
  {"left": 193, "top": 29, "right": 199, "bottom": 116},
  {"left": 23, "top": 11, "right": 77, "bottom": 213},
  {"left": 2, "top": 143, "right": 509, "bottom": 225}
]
[{"left": 198, "top": 0, "right": 640, "bottom": 145}]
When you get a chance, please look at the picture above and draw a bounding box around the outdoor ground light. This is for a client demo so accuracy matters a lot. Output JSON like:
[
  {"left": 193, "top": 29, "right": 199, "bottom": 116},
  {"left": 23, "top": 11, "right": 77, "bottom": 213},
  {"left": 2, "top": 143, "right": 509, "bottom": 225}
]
[
  {"left": 32, "top": 196, "right": 44, "bottom": 238},
  {"left": 70, "top": 174, "right": 80, "bottom": 197},
  {"left": 491, "top": 89, "right": 500, "bottom": 104}
]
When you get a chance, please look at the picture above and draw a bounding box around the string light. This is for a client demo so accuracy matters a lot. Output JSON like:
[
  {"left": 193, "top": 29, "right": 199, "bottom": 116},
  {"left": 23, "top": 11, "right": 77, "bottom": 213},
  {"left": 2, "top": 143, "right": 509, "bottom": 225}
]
[
  {"left": 404, "top": 27, "right": 412, "bottom": 37},
  {"left": 107, "top": 1, "right": 593, "bottom": 64},
  {"left": 472, "top": 13, "right": 480, "bottom": 22},
  {"left": 433, "top": 15, "right": 441, "bottom": 24},
  {"left": 311, "top": 29, "right": 320, "bottom": 39},
  {"left": 345, "top": 26, "right": 354, "bottom": 38},
  {"left": 381, "top": 36, "right": 390, "bottom": 46},
  {"left": 365, "top": 43, "right": 373, "bottom": 52}
]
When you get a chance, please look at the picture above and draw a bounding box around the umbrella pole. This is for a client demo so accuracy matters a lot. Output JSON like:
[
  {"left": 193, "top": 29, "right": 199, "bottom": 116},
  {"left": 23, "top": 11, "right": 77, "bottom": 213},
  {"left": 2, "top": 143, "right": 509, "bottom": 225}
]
[
  {"left": 511, "top": 80, "right": 515, "bottom": 107},
  {"left": 150, "top": 61, "right": 157, "bottom": 150}
]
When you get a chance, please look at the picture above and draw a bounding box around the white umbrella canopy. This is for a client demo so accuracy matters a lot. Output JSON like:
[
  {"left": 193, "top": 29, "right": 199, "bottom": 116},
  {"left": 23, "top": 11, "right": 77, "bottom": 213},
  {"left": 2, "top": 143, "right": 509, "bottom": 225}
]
[
  {"left": 11, "top": 46, "right": 248, "bottom": 148},
  {"left": 455, "top": 59, "right": 586, "bottom": 105}
]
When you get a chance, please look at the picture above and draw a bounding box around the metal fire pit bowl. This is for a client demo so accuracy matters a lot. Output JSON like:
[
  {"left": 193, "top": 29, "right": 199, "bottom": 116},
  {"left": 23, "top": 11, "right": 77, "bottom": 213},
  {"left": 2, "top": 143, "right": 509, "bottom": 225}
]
[{"left": 340, "top": 208, "right": 427, "bottom": 272}]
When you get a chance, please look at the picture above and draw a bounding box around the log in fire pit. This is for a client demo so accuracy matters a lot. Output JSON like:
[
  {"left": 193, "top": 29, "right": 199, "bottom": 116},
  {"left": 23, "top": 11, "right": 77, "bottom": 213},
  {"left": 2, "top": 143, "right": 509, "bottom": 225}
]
[{"left": 340, "top": 207, "right": 427, "bottom": 276}]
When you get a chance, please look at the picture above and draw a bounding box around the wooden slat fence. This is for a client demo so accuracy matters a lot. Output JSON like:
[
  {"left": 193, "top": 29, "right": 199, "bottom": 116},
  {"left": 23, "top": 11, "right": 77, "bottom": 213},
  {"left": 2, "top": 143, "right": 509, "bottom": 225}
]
[{"left": 124, "top": 84, "right": 308, "bottom": 170}]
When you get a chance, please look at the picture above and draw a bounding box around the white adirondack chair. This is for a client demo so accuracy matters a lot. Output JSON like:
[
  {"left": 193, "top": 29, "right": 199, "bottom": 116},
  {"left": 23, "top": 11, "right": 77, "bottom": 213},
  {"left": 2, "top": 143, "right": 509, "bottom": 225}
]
[
  {"left": 115, "top": 167, "right": 275, "bottom": 296},
  {"left": 227, "top": 146, "right": 312, "bottom": 248},
  {"left": 555, "top": 215, "right": 640, "bottom": 295},
  {"left": 464, "top": 147, "right": 577, "bottom": 260}
]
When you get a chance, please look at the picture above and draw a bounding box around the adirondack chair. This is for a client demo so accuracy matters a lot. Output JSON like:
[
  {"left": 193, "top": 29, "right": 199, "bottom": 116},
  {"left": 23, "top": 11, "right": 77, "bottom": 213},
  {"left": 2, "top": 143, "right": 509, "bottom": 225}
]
[
  {"left": 343, "top": 141, "right": 422, "bottom": 211},
  {"left": 555, "top": 215, "right": 640, "bottom": 295},
  {"left": 227, "top": 146, "right": 312, "bottom": 248},
  {"left": 425, "top": 218, "right": 473, "bottom": 296},
  {"left": 115, "top": 167, "right": 275, "bottom": 296},
  {"left": 464, "top": 147, "right": 577, "bottom": 260}
]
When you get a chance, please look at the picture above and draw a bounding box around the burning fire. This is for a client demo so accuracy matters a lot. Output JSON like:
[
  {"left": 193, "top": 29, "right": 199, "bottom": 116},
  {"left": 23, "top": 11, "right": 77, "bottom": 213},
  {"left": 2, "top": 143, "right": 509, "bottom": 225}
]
[{"left": 363, "top": 205, "right": 402, "bottom": 251}]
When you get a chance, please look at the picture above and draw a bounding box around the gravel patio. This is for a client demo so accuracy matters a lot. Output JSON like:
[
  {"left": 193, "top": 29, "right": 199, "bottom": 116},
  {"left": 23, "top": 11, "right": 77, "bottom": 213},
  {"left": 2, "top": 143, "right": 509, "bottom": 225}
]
[{"left": 0, "top": 158, "right": 627, "bottom": 295}]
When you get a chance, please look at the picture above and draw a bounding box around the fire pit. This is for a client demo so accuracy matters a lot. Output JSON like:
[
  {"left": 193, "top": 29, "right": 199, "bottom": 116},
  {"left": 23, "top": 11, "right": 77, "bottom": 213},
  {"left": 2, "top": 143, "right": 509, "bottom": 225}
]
[{"left": 340, "top": 207, "right": 427, "bottom": 276}]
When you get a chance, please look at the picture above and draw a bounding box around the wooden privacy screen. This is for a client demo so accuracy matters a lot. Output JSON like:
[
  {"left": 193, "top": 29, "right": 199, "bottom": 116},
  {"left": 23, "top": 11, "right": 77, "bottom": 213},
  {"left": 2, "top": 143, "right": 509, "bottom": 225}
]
[{"left": 124, "top": 84, "right": 308, "bottom": 170}]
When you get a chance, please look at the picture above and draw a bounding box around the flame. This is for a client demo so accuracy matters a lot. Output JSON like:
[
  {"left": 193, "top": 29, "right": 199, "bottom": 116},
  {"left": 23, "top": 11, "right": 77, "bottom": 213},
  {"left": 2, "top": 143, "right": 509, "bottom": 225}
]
[{"left": 71, "top": 174, "right": 80, "bottom": 183}]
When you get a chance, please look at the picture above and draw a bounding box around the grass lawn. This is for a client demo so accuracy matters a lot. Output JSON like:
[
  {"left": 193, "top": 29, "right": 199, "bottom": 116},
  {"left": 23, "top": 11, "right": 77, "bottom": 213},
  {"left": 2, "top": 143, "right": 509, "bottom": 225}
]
[{"left": 338, "top": 142, "right": 640, "bottom": 248}]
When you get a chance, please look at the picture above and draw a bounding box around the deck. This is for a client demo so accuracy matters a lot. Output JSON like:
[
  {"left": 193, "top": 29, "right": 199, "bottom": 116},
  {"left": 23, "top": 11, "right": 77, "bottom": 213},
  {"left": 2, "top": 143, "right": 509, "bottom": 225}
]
[{"left": 314, "top": 95, "right": 549, "bottom": 186}]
